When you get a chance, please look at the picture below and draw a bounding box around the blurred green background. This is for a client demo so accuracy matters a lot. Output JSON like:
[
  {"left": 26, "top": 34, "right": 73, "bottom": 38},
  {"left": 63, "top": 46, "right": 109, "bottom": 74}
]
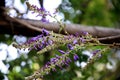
[{"left": 62, "top": 0, "right": 120, "bottom": 27}]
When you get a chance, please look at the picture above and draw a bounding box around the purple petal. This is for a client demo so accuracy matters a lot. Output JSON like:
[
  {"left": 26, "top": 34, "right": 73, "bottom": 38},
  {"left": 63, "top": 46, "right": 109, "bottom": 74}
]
[
  {"left": 74, "top": 32, "right": 79, "bottom": 37},
  {"left": 31, "top": 5, "right": 36, "bottom": 8},
  {"left": 73, "top": 39, "right": 78, "bottom": 44},
  {"left": 33, "top": 44, "right": 38, "bottom": 50},
  {"left": 92, "top": 50, "right": 100, "bottom": 56},
  {"left": 37, "top": 44, "right": 43, "bottom": 49},
  {"left": 67, "top": 44, "right": 74, "bottom": 50},
  {"left": 40, "top": 18, "right": 49, "bottom": 23},
  {"left": 66, "top": 58, "right": 72, "bottom": 63},
  {"left": 73, "top": 54, "right": 79, "bottom": 61},
  {"left": 80, "top": 37, "right": 85, "bottom": 43},
  {"left": 50, "top": 58, "right": 56, "bottom": 62},
  {"left": 41, "top": 40, "right": 45, "bottom": 45},
  {"left": 63, "top": 60, "right": 69, "bottom": 66},
  {"left": 48, "top": 40, "right": 53, "bottom": 45},
  {"left": 58, "top": 50, "right": 66, "bottom": 54},
  {"left": 82, "top": 31, "right": 88, "bottom": 35},
  {"left": 27, "top": 34, "right": 42, "bottom": 43},
  {"left": 55, "top": 55, "right": 61, "bottom": 59},
  {"left": 42, "top": 28, "right": 49, "bottom": 36},
  {"left": 52, "top": 68, "right": 56, "bottom": 71},
  {"left": 40, "top": 7, "right": 46, "bottom": 12}
]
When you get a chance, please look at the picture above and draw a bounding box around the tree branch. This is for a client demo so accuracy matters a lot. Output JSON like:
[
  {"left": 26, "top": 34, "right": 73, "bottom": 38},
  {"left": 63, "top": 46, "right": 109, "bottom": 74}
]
[
  {"left": 0, "top": 12, "right": 120, "bottom": 43},
  {"left": 19, "top": 19, "right": 120, "bottom": 37}
]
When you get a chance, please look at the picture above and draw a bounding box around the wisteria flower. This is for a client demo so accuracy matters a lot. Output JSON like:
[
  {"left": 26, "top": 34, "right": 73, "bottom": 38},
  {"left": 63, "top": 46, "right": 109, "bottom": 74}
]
[
  {"left": 42, "top": 28, "right": 49, "bottom": 36},
  {"left": 73, "top": 54, "right": 79, "bottom": 61},
  {"left": 73, "top": 39, "right": 78, "bottom": 44},
  {"left": 92, "top": 49, "right": 100, "bottom": 56},
  {"left": 67, "top": 44, "right": 74, "bottom": 50},
  {"left": 58, "top": 50, "right": 66, "bottom": 54}
]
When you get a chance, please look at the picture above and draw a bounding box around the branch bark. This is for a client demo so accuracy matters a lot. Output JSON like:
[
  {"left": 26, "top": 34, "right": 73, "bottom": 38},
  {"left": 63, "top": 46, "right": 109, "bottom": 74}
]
[
  {"left": 19, "top": 19, "right": 120, "bottom": 37},
  {"left": 1, "top": 12, "right": 120, "bottom": 37},
  {"left": 0, "top": 13, "right": 120, "bottom": 43}
]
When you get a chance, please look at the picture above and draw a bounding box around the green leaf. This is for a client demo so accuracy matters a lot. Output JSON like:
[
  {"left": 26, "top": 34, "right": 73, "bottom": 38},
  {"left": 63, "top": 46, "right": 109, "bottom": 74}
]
[{"left": 20, "top": 0, "right": 25, "bottom": 4}]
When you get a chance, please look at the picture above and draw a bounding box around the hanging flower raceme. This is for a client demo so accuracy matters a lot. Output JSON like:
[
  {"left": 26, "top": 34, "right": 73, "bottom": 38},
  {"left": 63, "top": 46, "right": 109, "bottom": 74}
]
[
  {"left": 12, "top": 27, "right": 112, "bottom": 80},
  {"left": 25, "top": 53, "right": 71, "bottom": 80},
  {"left": 13, "top": 29, "right": 50, "bottom": 50},
  {"left": 26, "top": 2, "right": 58, "bottom": 23}
]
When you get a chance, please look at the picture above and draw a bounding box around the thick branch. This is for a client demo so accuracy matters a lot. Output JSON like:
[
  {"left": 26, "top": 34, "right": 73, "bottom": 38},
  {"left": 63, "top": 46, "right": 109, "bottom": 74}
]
[
  {"left": 1, "top": 12, "right": 120, "bottom": 37},
  {"left": 1, "top": 13, "right": 120, "bottom": 43},
  {"left": 19, "top": 19, "right": 120, "bottom": 37}
]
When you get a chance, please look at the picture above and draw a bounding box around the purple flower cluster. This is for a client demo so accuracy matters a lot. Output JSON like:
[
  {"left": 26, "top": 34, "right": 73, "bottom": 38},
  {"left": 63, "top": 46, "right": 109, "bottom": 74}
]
[
  {"left": 26, "top": 2, "right": 57, "bottom": 23},
  {"left": 82, "top": 31, "right": 89, "bottom": 35},
  {"left": 79, "top": 37, "right": 85, "bottom": 43},
  {"left": 38, "top": 54, "right": 71, "bottom": 77},
  {"left": 13, "top": 27, "right": 105, "bottom": 80},
  {"left": 23, "top": 29, "right": 52, "bottom": 51},
  {"left": 58, "top": 50, "right": 79, "bottom": 61},
  {"left": 25, "top": 53, "right": 72, "bottom": 79},
  {"left": 30, "top": 48, "right": 79, "bottom": 79}
]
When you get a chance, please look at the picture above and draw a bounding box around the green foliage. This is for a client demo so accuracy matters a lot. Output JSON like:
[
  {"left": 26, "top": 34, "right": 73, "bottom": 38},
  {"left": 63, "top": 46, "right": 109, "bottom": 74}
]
[
  {"left": 81, "top": 0, "right": 113, "bottom": 26},
  {"left": 62, "top": 0, "right": 118, "bottom": 27},
  {"left": 0, "top": 71, "right": 4, "bottom": 79},
  {"left": 20, "top": 0, "right": 25, "bottom": 4},
  {"left": 0, "top": 34, "right": 12, "bottom": 44}
]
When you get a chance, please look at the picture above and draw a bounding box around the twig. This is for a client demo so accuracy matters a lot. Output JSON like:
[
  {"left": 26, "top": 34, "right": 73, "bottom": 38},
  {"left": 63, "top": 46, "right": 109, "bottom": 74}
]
[{"left": 98, "top": 35, "right": 120, "bottom": 41}]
